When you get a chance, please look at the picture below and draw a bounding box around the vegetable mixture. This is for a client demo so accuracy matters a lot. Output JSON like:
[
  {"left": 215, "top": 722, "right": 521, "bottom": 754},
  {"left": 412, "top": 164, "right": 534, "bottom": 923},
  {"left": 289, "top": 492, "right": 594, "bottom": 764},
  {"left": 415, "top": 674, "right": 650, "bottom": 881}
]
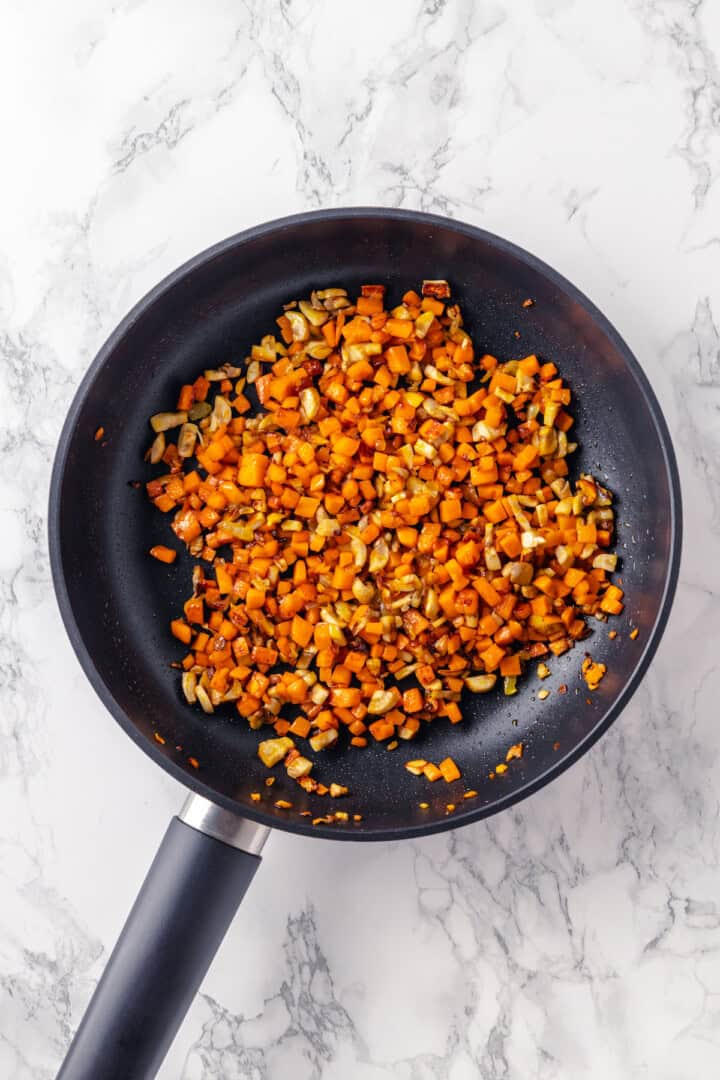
[{"left": 146, "top": 282, "right": 621, "bottom": 796}]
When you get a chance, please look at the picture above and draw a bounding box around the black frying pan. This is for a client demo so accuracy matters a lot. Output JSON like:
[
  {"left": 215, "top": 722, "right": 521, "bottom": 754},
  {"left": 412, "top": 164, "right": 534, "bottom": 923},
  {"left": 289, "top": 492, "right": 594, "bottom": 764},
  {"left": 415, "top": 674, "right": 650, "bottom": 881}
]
[{"left": 49, "top": 209, "right": 681, "bottom": 1079}]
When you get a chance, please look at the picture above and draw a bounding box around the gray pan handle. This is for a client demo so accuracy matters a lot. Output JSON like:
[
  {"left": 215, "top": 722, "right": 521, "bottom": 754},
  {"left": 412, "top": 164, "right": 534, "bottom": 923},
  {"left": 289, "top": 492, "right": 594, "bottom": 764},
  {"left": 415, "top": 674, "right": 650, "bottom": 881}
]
[{"left": 56, "top": 795, "right": 269, "bottom": 1080}]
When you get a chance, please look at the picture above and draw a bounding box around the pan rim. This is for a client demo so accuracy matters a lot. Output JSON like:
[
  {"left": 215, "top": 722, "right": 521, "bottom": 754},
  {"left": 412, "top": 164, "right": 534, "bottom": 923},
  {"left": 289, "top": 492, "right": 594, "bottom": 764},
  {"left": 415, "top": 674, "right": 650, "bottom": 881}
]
[{"left": 48, "top": 206, "right": 683, "bottom": 842}]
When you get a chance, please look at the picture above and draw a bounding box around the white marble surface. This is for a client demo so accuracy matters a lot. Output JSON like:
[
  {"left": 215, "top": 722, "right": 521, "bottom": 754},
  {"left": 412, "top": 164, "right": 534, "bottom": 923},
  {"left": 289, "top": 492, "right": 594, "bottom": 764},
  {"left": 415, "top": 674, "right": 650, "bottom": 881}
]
[{"left": 1, "top": 0, "right": 719, "bottom": 1076}]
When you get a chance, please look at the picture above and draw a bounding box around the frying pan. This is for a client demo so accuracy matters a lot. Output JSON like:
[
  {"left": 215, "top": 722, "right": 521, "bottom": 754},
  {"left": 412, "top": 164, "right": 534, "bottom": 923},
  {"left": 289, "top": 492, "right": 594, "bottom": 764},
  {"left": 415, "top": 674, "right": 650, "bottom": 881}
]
[{"left": 49, "top": 208, "right": 681, "bottom": 1079}]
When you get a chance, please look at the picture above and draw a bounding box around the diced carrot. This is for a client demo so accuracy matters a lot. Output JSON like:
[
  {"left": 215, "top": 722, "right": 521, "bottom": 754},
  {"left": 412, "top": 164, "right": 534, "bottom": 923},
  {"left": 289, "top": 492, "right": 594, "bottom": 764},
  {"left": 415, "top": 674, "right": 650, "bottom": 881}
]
[
  {"left": 439, "top": 757, "right": 461, "bottom": 782},
  {"left": 474, "top": 577, "right": 502, "bottom": 607},
  {"left": 403, "top": 688, "right": 424, "bottom": 713},
  {"left": 439, "top": 498, "right": 462, "bottom": 523},
  {"left": 150, "top": 545, "right": 177, "bottom": 564},
  {"left": 330, "top": 687, "right": 362, "bottom": 708},
  {"left": 444, "top": 702, "right": 462, "bottom": 724},
  {"left": 513, "top": 444, "right": 539, "bottom": 471},
  {"left": 170, "top": 620, "right": 192, "bottom": 644},
  {"left": 369, "top": 720, "right": 394, "bottom": 741},
  {"left": 490, "top": 371, "right": 516, "bottom": 395},
  {"left": 484, "top": 499, "right": 508, "bottom": 523},
  {"left": 245, "top": 588, "right": 265, "bottom": 610},
  {"left": 499, "top": 654, "right": 521, "bottom": 677},
  {"left": 291, "top": 614, "right": 313, "bottom": 648},
  {"left": 296, "top": 496, "right": 320, "bottom": 518},
  {"left": 577, "top": 522, "right": 597, "bottom": 544},
  {"left": 238, "top": 453, "right": 268, "bottom": 487},
  {"left": 289, "top": 716, "right": 311, "bottom": 738},
  {"left": 332, "top": 565, "right": 355, "bottom": 591},
  {"left": 193, "top": 375, "right": 210, "bottom": 401},
  {"left": 481, "top": 643, "right": 505, "bottom": 672},
  {"left": 385, "top": 318, "right": 413, "bottom": 338}
]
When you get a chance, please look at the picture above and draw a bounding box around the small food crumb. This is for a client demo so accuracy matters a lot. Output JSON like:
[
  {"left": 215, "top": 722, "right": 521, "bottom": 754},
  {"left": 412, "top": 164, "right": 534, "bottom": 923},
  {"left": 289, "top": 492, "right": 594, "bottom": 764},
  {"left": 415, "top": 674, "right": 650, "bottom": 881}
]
[
  {"left": 630, "top": 627, "right": 639, "bottom": 640},
  {"left": 353, "top": 814, "right": 363, "bottom": 822},
  {"left": 387, "top": 740, "right": 399, "bottom": 751},
  {"left": 537, "top": 662, "right": 551, "bottom": 679},
  {"left": 187, "top": 757, "right": 199, "bottom": 769},
  {"left": 419, "top": 802, "right": 429, "bottom": 809},
  {"left": 265, "top": 777, "right": 275, "bottom": 787},
  {"left": 300, "top": 810, "right": 312, "bottom": 817},
  {"left": 608, "top": 630, "right": 617, "bottom": 640},
  {"left": 522, "top": 298, "right": 534, "bottom": 308},
  {"left": 553, "top": 741, "right": 561, "bottom": 751},
  {"left": 558, "top": 684, "right": 567, "bottom": 695},
  {"left": 505, "top": 743, "right": 523, "bottom": 762},
  {"left": 582, "top": 657, "right": 607, "bottom": 691},
  {"left": 329, "top": 783, "right": 348, "bottom": 798},
  {"left": 495, "top": 763, "right": 508, "bottom": 775},
  {"left": 250, "top": 792, "right": 261, "bottom": 802},
  {"left": 334, "top": 811, "right": 349, "bottom": 822},
  {"left": 513, "top": 330, "right": 521, "bottom": 339},
  {"left": 94, "top": 426, "right": 105, "bottom": 441},
  {"left": 274, "top": 799, "right": 292, "bottom": 809},
  {"left": 538, "top": 689, "right": 550, "bottom": 700},
  {"left": 446, "top": 804, "right": 456, "bottom": 813},
  {"left": 153, "top": 732, "right": 165, "bottom": 745},
  {"left": 463, "top": 790, "right": 478, "bottom": 799}
]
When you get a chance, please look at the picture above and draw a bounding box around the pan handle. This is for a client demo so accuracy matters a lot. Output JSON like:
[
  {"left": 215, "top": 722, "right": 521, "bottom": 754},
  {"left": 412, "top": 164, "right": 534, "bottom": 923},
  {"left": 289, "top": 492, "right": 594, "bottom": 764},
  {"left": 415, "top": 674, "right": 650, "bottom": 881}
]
[{"left": 57, "top": 794, "right": 269, "bottom": 1080}]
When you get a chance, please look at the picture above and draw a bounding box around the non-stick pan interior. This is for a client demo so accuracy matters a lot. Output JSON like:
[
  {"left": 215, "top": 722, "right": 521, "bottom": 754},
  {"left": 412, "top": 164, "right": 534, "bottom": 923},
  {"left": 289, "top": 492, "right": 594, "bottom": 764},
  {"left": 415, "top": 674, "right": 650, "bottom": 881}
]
[{"left": 49, "top": 210, "right": 680, "bottom": 839}]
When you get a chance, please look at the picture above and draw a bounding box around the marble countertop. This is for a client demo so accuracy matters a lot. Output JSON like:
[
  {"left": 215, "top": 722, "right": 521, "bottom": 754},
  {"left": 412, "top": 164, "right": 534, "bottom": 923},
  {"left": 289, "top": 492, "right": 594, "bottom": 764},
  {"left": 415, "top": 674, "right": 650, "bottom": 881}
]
[{"left": 2, "top": 1, "right": 719, "bottom": 1077}]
